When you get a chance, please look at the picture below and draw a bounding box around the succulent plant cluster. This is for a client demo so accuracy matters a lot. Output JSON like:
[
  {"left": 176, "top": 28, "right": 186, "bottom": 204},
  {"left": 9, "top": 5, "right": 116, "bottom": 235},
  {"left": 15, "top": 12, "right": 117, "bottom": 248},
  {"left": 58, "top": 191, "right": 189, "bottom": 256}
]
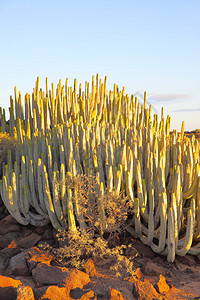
[{"left": 0, "top": 75, "right": 199, "bottom": 262}]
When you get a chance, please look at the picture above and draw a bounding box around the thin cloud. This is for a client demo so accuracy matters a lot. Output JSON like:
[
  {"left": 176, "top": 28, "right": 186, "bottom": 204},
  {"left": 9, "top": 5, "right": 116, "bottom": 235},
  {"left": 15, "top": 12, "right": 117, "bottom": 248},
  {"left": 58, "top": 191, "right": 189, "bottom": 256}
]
[
  {"left": 133, "top": 91, "right": 158, "bottom": 113},
  {"left": 149, "top": 93, "right": 192, "bottom": 102},
  {"left": 172, "top": 108, "right": 200, "bottom": 112}
]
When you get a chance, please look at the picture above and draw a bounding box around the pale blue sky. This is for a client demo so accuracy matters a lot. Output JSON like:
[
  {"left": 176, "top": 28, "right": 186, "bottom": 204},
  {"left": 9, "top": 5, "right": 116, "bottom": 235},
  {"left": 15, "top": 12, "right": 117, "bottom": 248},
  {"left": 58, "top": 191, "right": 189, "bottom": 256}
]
[{"left": 0, "top": 0, "right": 199, "bottom": 131}]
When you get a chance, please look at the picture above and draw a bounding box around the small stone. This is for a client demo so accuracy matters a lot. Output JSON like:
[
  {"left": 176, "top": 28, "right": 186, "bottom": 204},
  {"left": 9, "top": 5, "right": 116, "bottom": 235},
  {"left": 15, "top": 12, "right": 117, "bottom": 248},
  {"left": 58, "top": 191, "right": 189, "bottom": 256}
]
[
  {"left": 0, "top": 235, "right": 11, "bottom": 249},
  {"left": 177, "top": 254, "right": 196, "bottom": 266},
  {"left": 109, "top": 288, "right": 125, "bottom": 300},
  {"left": 9, "top": 250, "right": 30, "bottom": 276},
  {"left": 132, "top": 277, "right": 162, "bottom": 300},
  {"left": 39, "top": 286, "right": 69, "bottom": 300},
  {"left": 154, "top": 274, "right": 170, "bottom": 294},
  {"left": 134, "top": 268, "right": 143, "bottom": 280},
  {"left": 0, "top": 275, "right": 22, "bottom": 300},
  {"left": 78, "top": 290, "right": 97, "bottom": 299},
  {"left": 17, "top": 285, "right": 35, "bottom": 300},
  {"left": 0, "top": 252, "right": 7, "bottom": 274},
  {"left": 2, "top": 231, "right": 22, "bottom": 244},
  {"left": 0, "top": 215, "right": 20, "bottom": 234},
  {"left": 84, "top": 259, "right": 97, "bottom": 276},
  {"left": 0, "top": 274, "right": 22, "bottom": 287},
  {"left": 142, "top": 261, "right": 166, "bottom": 277},
  {"left": 34, "top": 223, "right": 51, "bottom": 234},
  {"left": 32, "top": 263, "right": 90, "bottom": 288},
  {"left": 125, "top": 246, "right": 138, "bottom": 257},
  {"left": 17, "top": 233, "right": 42, "bottom": 248},
  {"left": 25, "top": 247, "right": 54, "bottom": 271},
  {"left": 2, "top": 244, "right": 21, "bottom": 258},
  {"left": 14, "top": 276, "right": 35, "bottom": 289},
  {"left": 167, "top": 285, "right": 199, "bottom": 299},
  {"left": 43, "top": 228, "right": 54, "bottom": 240},
  {"left": 70, "top": 288, "right": 97, "bottom": 300}
]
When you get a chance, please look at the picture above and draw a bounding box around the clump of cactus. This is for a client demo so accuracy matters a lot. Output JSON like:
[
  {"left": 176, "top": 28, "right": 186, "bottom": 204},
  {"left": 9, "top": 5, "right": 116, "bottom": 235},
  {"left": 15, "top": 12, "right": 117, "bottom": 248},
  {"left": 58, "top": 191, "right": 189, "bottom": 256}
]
[{"left": 0, "top": 75, "right": 199, "bottom": 262}]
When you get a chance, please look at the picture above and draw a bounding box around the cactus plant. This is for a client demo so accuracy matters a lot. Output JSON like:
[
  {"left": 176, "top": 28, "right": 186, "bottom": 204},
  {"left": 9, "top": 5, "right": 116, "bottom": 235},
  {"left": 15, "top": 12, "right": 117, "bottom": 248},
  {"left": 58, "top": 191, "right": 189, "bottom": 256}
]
[{"left": 0, "top": 75, "right": 200, "bottom": 262}]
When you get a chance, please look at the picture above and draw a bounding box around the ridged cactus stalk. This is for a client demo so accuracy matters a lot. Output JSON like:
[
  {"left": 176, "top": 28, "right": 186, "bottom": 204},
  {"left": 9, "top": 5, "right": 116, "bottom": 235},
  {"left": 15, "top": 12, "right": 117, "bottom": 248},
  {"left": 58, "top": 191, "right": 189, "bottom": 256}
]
[{"left": 0, "top": 75, "right": 200, "bottom": 262}]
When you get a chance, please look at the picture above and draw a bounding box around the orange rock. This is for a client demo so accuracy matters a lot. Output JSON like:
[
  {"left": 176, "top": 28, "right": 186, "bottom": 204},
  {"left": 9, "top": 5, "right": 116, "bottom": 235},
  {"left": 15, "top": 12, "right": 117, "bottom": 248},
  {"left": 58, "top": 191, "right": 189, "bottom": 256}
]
[
  {"left": 40, "top": 286, "right": 69, "bottom": 300},
  {"left": 17, "top": 285, "right": 35, "bottom": 300},
  {"left": 63, "top": 268, "right": 90, "bottom": 291},
  {"left": 124, "top": 268, "right": 144, "bottom": 282},
  {"left": 134, "top": 268, "right": 143, "bottom": 280},
  {"left": 132, "top": 277, "right": 162, "bottom": 300},
  {"left": 84, "top": 259, "right": 97, "bottom": 276},
  {"left": 109, "top": 287, "right": 125, "bottom": 300},
  {"left": 77, "top": 290, "right": 97, "bottom": 300},
  {"left": 163, "top": 285, "right": 199, "bottom": 300},
  {"left": 32, "top": 262, "right": 90, "bottom": 289},
  {"left": 26, "top": 247, "right": 54, "bottom": 270},
  {"left": 0, "top": 275, "right": 22, "bottom": 300},
  {"left": 0, "top": 275, "right": 22, "bottom": 287},
  {"left": 155, "top": 274, "right": 170, "bottom": 294},
  {"left": 8, "top": 240, "right": 18, "bottom": 249}
]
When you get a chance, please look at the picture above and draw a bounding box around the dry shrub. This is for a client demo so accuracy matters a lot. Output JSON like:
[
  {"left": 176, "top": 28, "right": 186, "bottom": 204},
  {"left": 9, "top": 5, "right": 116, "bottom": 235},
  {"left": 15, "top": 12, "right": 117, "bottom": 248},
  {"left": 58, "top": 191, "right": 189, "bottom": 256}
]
[
  {"left": 61, "top": 173, "right": 134, "bottom": 236},
  {"left": 41, "top": 173, "right": 136, "bottom": 277},
  {"left": 42, "top": 229, "right": 137, "bottom": 277}
]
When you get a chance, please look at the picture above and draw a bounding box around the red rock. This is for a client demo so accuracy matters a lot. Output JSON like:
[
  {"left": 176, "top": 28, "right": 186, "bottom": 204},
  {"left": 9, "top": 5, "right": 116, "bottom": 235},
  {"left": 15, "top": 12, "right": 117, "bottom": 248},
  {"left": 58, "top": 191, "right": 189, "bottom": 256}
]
[
  {"left": 132, "top": 277, "right": 162, "bottom": 300},
  {"left": 163, "top": 285, "right": 199, "bottom": 299},
  {"left": 0, "top": 235, "right": 11, "bottom": 249},
  {"left": 17, "top": 285, "right": 35, "bottom": 300},
  {"left": 17, "top": 233, "right": 42, "bottom": 248},
  {"left": 70, "top": 288, "right": 97, "bottom": 300},
  {"left": 4, "top": 231, "right": 22, "bottom": 240},
  {"left": 176, "top": 254, "right": 196, "bottom": 266},
  {"left": 43, "top": 228, "right": 54, "bottom": 240},
  {"left": 34, "top": 223, "right": 50, "bottom": 236},
  {"left": 134, "top": 268, "right": 143, "bottom": 280},
  {"left": 0, "top": 275, "right": 22, "bottom": 287},
  {"left": 142, "top": 261, "right": 166, "bottom": 277},
  {"left": 155, "top": 274, "right": 170, "bottom": 294},
  {"left": 0, "top": 215, "right": 20, "bottom": 234},
  {"left": 40, "top": 287, "right": 96, "bottom": 300},
  {"left": 78, "top": 290, "right": 97, "bottom": 299},
  {"left": 2, "top": 245, "right": 21, "bottom": 258},
  {"left": 84, "top": 259, "right": 97, "bottom": 276},
  {"left": 125, "top": 246, "right": 138, "bottom": 257},
  {"left": 8, "top": 240, "right": 18, "bottom": 249},
  {"left": 38, "top": 286, "right": 69, "bottom": 300},
  {"left": 14, "top": 276, "right": 36, "bottom": 292},
  {"left": 0, "top": 275, "right": 22, "bottom": 300},
  {"left": 63, "top": 267, "right": 90, "bottom": 290},
  {"left": 9, "top": 250, "right": 30, "bottom": 276},
  {"left": 0, "top": 252, "right": 7, "bottom": 274},
  {"left": 25, "top": 247, "right": 54, "bottom": 270},
  {"left": 0, "top": 286, "right": 17, "bottom": 300},
  {"left": 1, "top": 232, "right": 21, "bottom": 250},
  {"left": 124, "top": 268, "right": 144, "bottom": 282},
  {"left": 32, "top": 263, "right": 90, "bottom": 288},
  {"left": 109, "top": 287, "right": 125, "bottom": 300}
]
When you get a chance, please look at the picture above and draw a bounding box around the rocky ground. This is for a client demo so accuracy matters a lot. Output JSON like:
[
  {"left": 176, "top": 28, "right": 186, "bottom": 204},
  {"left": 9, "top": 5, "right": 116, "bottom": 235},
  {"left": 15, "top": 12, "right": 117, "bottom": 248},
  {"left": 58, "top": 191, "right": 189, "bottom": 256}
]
[{"left": 0, "top": 203, "right": 200, "bottom": 300}]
